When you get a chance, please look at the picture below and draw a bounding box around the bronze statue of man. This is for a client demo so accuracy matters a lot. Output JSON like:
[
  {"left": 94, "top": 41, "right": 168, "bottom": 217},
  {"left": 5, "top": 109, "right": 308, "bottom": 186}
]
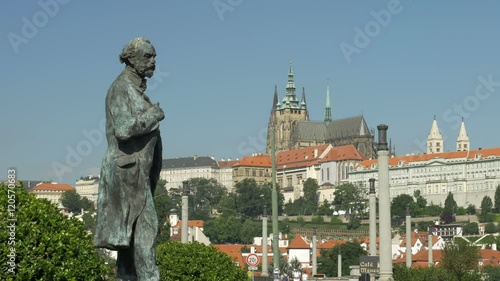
[{"left": 94, "top": 37, "right": 164, "bottom": 281}]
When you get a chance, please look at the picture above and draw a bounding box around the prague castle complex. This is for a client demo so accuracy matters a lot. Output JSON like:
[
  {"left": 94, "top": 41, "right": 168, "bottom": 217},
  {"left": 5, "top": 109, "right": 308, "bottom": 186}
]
[{"left": 266, "top": 63, "right": 377, "bottom": 159}]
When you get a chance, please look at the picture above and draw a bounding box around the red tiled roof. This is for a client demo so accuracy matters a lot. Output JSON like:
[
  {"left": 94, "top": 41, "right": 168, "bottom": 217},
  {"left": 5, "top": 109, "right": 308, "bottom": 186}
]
[
  {"left": 318, "top": 240, "right": 346, "bottom": 249},
  {"left": 177, "top": 220, "right": 204, "bottom": 228},
  {"left": 393, "top": 249, "right": 443, "bottom": 267},
  {"left": 277, "top": 144, "right": 331, "bottom": 169},
  {"left": 479, "top": 249, "right": 500, "bottom": 267},
  {"left": 233, "top": 154, "right": 271, "bottom": 168},
  {"left": 412, "top": 261, "right": 430, "bottom": 268},
  {"left": 30, "top": 183, "right": 74, "bottom": 192},
  {"left": 320, "top": 145, "right": 367, "bottom": 162},
  {"left": 412, "top": 249, "right": 443, "bottom": 263},
  {"left": 357, "top": 147, "right": 500, "bottom": 168},
  {"left": 288, "top": 235, "right": 310, "bottom": 249},
  {"left": 218, "top": 160, "right": 238, "bottom": 168},
  {"left": 213, "top": 244, "right": 246, "bottom": 269}
]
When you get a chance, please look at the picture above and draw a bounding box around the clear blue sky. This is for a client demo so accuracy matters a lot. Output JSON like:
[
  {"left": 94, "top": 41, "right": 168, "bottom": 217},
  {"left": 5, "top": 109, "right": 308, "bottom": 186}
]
[{"left": 2, "top": 0, "right": 500, "bottom": 184}]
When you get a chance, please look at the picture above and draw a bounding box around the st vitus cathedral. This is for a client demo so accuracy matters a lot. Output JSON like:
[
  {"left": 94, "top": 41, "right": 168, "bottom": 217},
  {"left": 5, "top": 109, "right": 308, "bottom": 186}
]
[{"left": 266, "top": 63, "right": 379, "bottom": 159}]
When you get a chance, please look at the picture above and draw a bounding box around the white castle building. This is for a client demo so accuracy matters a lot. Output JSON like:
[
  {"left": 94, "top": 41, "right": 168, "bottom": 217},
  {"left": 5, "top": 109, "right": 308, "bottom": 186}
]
[
  {"left": 75, "top": 176, "right": 99, "bottom": 205},
  {"left": 349, "top": 118, "right": 500, "bottom": 207}
]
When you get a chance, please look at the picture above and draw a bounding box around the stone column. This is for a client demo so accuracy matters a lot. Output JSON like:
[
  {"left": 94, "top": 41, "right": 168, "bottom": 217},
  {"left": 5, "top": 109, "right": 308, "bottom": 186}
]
[
  {"left": 338, "top": 247, "right": 342, "bottom": 278},
  {"left": 369, "top": 178, "right": 377, "bottom": 257},
  {"left": 312, "top": 226, "right": 317, "bottom": 275},
  {"left": 428, "top": 232, "right": 433, "bottom": 267},
  {"left": 377, "top": 124, "right": 393, "bottom": 281},
  {"left": 181, "top": 181, "right": 189, "bottom": 243},
  {"left": 406, "top": 205, "right": 412, "bottom": 268},
  {"left": 262, "top": 206, "right": 268, "bottom": 277}
]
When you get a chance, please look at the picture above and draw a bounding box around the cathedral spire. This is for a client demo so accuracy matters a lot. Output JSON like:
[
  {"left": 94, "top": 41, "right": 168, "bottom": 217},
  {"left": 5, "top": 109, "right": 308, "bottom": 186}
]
[
  {"left": 427, "top": 116, "right": 444, "bottom": 154},
  {"left": 300, "top": 87, "right": 306, "bottom": 108},
  {"left": 286, "top": 61, "right": 296, "bottom": 96},
  {"left": 301, "top": 87, "right": 309, "bottom": 120},
  {"left": 272, "top": 85, "right": 279, "bottom": 111},
  {"left": 456, "top": 117, "right": 470, "bottom": 151},
  {"left": 281, "top": 61, "right": 299, "bottom": 109},
  {"left": 324, "top": 85, "right": 332, "bottom": 123}
]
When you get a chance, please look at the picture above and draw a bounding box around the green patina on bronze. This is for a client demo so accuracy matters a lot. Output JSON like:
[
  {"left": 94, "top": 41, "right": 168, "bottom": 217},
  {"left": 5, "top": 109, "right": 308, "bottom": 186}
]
[{"left": 94, "top": 37, "right": 164, "bottom": 281}]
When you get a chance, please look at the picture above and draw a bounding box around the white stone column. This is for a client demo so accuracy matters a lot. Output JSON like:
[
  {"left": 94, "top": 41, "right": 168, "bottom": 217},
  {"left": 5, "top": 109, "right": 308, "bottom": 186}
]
[
  {"left": 428, "top": 233, "right": 433, "bottom": 267},
  {"left": 262, "top": 206, "right": 268, "bottom": 276},
  {"left": 377, "top": 125, "right": 393, "bottom": 281},
  {"left": 312, "top": 226, "right": 317, "bottom": 275},
  {"left": 406, "top": 205, "right": 412, "bottom": 268},
  {"left": 338, "top": 247, "right": 342, "bottom": 278},
  {"left": 181, "top": 181, "right": 189, "bottom": 243}
]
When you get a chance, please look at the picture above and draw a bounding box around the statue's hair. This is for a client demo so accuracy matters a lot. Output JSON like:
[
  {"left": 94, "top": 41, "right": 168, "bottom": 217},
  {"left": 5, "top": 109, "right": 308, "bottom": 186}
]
[{"left": 119, "top": 37, "right": 152, "bottom": 64}]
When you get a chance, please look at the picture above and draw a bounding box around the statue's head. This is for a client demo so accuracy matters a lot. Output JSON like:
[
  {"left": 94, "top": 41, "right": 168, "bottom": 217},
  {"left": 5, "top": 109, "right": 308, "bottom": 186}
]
[{"left": 119, "top": 37, "right": 156, "bottom": 78}]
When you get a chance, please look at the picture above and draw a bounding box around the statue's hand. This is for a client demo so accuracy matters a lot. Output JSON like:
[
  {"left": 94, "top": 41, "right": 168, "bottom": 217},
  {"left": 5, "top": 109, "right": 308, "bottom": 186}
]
[{"left": 151, "top": 103, "right": 165, "bottom": 121}]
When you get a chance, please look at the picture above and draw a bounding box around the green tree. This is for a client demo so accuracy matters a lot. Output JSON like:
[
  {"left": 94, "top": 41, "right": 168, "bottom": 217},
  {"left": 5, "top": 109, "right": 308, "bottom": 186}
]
[
  {"left": 441, "top": 192, "right": 457, "bottom": 224},
  {"left": 0, "top": 183, "right": 110, "bottom": 280},
  {"left": 279, "top": 218, "right": 291, "bottom": 235},
  {"left": 481, "top": 196, "right": 493, "bottom": 215},
  {"left": 154, "top": 179, "right": 176, "bottom": 226},
  {"left": 188, "top": 178, "right": 227, "bottom": 220},
  {"left": 203, "top": 216, "right": 258, "bottom": 244},
  {"left": 456, "top": 206, "right": 467, "bottom": 216},
  {"left": 80, "top": 196, "right": 94, "bottom": 211},
  {"left": 462, "top": 222, "right": 479, "bottom": 235},
  {"left": 495, "top": 185, "right": 500, "bottom": 213},
  {"left": 204, "top": 216, "right": 239, "bottom": 244},
  {"left": 260, "top": 182, "right": 285, "bottom": 216},
  {"left": 466, "top": 204, "right": 476, "bottom": 215},
  {"left": 284, "top": 197, "right": 308, "bottom": 216},
  {"left": 303, "top": 178, "right": 320, "bottom": 214},
  {"left": 485, "top": 222, "right": 497, "bottom": 234},
  {"left": 156, "top": 221, "right": 171, "bottom": 245},
  {"left": 347, "top": 216, "right": 361, "bottom": 230},
  {"left": 413, "top": 190, "right": 428, "bottom": 217},
  {"left": 156, "top": 241, "right": 247, "bottom": 281},
  {"left": 483, "top": 265, "right": 500, "bottom": 281},
  {"left": 316, "top": 199, "right": 332, "bottom": 215},
  {"left": 441, "top": 239, "right": 481, "bottom": 281},
  {"left": 82, "top": 211, "right": 96, "bottom": 232},
  {"left": 391, "top": 194, "right": 414, "bottom": 219},
  {"left": 393, "top": 264, "right": 454, "bottom": 281},
  {"left": 425, "top": 203, "right": 443, "bottom": 216},
  {"left": 239, "top": 219, "right": 259, "bottom": 244},
  {"left": 61, "top": 190, "right": 86, "bottom": 214},
  {"left": 216, "top": 192, "right": 238, "bottom": 218},
  {"left": 234, "top": 178, "right": 269, "bottom": 218},
  {"left": 332, "top": 183, "right": 366, "bottom": 218},
  {"left": 317, "top": 241, "right": 366, "bottom": 277}
]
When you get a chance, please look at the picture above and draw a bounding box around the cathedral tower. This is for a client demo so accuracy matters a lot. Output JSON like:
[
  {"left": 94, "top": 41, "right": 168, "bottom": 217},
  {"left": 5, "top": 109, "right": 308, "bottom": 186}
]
[{"left": 266, "top": 62, "right": 309, "bottom": 154}]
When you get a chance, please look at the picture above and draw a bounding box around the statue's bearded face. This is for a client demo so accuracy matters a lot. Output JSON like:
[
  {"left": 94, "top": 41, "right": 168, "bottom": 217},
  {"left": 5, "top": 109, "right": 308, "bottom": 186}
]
[{"left": 131, "top": 43, "right": 156, "bottom": 78}]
